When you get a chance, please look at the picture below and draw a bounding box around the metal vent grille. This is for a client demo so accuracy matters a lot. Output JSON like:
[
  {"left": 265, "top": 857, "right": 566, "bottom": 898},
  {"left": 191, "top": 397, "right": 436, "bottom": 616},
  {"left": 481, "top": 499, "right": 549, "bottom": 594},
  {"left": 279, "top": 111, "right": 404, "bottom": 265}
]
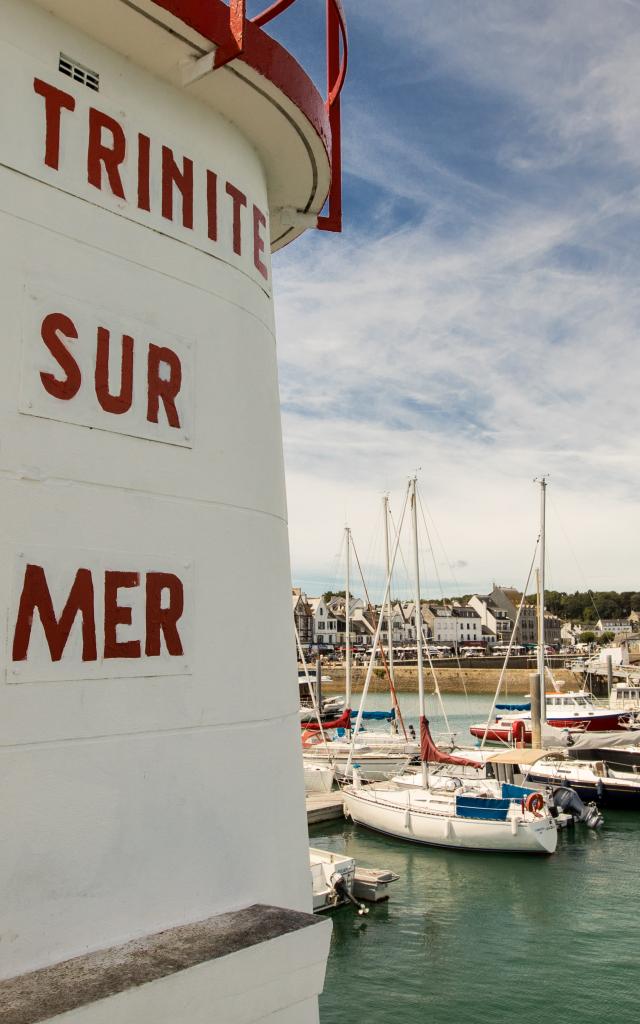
[{"left": 59, "top": 54, "right": 100, "bottom": 92}]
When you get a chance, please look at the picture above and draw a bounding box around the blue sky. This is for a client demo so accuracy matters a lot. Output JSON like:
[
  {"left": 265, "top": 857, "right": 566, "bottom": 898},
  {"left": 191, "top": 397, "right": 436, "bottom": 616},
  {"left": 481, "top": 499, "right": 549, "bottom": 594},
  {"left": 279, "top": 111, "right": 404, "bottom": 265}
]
[{"left": 263, "top": 1, "right": 640, "bottom": 601}]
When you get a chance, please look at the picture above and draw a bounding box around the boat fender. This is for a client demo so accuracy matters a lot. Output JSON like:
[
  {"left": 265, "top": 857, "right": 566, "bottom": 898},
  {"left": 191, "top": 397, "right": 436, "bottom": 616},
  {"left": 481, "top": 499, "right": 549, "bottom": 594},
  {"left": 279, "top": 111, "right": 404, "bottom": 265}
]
[
  {"left": 511, "top": 720, "right": 526, "bottom": 747},
  {"left": 524, "top": 792, "right": 545, "bottom": 816},
  {"left": 595, "top": 779, "right": 604, "bottom": 800},
  {"left": 404, "top": 806, "right": 411, "bottom": 830}
]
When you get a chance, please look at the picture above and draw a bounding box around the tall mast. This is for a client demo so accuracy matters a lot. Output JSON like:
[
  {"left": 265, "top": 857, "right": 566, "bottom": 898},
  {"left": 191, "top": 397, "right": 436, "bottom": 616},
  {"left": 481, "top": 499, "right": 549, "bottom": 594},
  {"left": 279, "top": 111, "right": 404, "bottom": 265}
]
[
  {"left": 383, "top": 495, "right": 395, "bottom": 685},
  {"left": 410, "top": 477, "right": 428, "bottom": 786},
  {"left": 345, "top": 525, "right": 351, "bottom": 713},
  {"left": 537, "top": 478, "right": 547, "bottom": 725}
]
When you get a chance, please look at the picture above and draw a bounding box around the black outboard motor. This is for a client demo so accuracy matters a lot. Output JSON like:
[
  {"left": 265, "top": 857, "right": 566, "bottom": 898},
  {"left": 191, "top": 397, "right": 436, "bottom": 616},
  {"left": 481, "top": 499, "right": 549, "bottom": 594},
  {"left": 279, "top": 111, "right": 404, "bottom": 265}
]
[
  {"left": 330, "top": 872, "right": 369, "bottom": 916},
  {"left": 549, "top": 785, "right": 604, "bottom": 830}
]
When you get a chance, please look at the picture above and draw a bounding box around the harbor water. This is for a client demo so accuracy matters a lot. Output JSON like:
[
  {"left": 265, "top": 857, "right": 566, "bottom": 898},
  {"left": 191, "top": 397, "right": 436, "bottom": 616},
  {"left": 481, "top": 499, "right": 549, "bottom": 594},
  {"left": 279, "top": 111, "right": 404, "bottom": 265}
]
[{"left": 313, "top": 694, "right": 638, "bottom": 1024}]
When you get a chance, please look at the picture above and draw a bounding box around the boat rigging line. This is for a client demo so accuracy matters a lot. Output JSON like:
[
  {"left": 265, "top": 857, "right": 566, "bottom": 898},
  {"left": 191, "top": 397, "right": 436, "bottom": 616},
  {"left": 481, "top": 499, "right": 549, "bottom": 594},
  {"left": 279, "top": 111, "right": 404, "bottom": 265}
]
[
  {"left": 350, "top": 529, "right": 409, "bottom": 741},
  {"left": 346, "top": 481, "right": 411, "bottom": 777},
  {"left": 479, "top": 533, "right": 541, "bottom": 748}
]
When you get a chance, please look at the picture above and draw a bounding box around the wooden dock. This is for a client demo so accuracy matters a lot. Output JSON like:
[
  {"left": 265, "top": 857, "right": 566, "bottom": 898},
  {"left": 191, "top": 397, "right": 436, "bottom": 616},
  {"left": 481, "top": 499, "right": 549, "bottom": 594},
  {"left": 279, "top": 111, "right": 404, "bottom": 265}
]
[{"left": 306, "top": 792, "right": 345, "bottom": 825}]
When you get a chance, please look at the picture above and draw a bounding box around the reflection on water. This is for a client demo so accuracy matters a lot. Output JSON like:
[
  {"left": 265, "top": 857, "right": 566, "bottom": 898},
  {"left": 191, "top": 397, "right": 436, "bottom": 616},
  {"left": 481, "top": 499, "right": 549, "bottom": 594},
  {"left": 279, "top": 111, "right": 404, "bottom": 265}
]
[{"left": 316, "top": 695, "right": 639, "bottom": 1024}]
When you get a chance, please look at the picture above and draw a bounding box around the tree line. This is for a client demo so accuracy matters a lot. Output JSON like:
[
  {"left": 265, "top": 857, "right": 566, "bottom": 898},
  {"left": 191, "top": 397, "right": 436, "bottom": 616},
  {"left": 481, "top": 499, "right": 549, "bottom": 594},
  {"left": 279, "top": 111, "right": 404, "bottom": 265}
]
[{"left": 323, "top": 589, "right": 640, "bottom": 624}]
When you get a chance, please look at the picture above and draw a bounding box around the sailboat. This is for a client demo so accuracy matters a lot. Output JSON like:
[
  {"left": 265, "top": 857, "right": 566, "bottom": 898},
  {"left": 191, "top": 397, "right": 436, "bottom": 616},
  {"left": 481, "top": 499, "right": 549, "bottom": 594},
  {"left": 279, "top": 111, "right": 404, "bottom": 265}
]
[
  {"left": 302, "top": 523, "right": 415, "bottom": 782},
  {"left": 342, "top": 478, "right": 559, "bottom": 854},
  {"left": 470, "top": 480, "right": 633, "bottom": 743}
]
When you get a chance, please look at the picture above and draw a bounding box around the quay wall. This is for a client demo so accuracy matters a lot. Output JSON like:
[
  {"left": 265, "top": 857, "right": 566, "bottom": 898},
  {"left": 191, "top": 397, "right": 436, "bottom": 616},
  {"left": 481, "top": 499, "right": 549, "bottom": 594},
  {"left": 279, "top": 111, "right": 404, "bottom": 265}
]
[{"left": 319, "top": 665, "right": 582, "bottom": 695}]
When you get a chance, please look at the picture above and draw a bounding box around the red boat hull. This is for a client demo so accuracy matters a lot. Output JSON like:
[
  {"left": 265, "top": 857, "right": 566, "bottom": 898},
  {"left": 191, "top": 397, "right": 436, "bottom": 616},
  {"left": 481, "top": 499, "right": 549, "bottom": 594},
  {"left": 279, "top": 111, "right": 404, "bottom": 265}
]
[{"left": 470, "top": 712, "right": 630, "bottom": 743}]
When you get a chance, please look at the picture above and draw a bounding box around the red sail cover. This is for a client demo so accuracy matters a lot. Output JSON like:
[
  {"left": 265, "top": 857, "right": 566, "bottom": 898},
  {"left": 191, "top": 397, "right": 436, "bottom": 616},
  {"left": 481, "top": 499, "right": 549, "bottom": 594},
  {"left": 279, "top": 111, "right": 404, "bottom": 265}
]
[
  {"left": 302, "top": 708, "right": 352, "bottom": 731},
  {"left": 420, "top": 716, "right": 483, "bottom": 768}
]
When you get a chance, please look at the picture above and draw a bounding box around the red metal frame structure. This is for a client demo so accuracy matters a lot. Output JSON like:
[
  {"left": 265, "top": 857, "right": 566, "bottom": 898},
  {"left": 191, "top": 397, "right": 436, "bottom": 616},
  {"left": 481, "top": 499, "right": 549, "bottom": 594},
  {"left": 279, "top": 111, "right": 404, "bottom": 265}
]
[
  {"left": 219, "top": 1, "right": 347, "bottom": 232},
  {"left": 152, "top": 0, "right": 347, "bottom": 232}
]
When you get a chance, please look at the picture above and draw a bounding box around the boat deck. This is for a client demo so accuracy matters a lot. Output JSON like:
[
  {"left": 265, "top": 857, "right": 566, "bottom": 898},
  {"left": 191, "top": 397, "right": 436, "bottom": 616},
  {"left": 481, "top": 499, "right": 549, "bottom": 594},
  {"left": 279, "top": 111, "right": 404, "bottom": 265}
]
[{"left": 306, "top": 792, "right": 345, "bottom": 825}]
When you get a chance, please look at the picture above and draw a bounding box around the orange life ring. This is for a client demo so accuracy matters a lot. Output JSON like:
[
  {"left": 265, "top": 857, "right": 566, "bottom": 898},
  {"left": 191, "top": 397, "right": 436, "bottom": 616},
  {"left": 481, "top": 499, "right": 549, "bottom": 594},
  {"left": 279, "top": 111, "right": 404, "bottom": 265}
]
[{"left": 525, "top": 792, "right": 545, "bottom": 816}]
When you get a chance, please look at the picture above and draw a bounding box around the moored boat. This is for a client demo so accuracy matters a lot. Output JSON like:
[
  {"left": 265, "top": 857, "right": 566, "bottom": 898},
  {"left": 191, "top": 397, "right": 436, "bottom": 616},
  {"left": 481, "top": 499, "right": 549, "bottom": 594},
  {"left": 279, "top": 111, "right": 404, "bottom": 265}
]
[
  {"left": 304, "top": 740, "right": 411, "bottom": 782},
  {"left": 526, "top": 755, "right": 640, "bottom": 809},
  {"left": 470, "top": 690, "right": 634, "bottom": 743},
  {"left": 343, "top": 774, "right": 558, "bottom": 854},
  {"left": 343, "top": 478, "right": 559, "bottom": 855}
]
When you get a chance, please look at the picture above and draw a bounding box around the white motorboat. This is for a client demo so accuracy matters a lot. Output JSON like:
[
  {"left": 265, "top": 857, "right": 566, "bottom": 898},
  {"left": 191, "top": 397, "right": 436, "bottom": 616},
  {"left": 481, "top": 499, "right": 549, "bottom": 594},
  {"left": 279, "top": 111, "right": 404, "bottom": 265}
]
[
  {"left": 610, "top": 680, "right": 640, "bottom": 713},
  {"left": 299, "top": 695, "right": 344, "bottom": 722},
  {"left": 309, "top": 847, "right": 358, "bottom": 913},
  {"left": 526, "top": 756, "right": 640, "bottom": 810},
  {"left": 470, "top": 690, "right": 634, "bottom": 743}
]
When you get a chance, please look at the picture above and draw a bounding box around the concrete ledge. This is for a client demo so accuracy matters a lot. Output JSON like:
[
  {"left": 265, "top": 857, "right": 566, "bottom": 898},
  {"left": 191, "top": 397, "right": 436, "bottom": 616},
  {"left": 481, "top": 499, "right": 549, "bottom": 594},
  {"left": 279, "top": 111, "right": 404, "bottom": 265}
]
[{"left": 1, "top": 905, "right": 326, "bottom": 1024}]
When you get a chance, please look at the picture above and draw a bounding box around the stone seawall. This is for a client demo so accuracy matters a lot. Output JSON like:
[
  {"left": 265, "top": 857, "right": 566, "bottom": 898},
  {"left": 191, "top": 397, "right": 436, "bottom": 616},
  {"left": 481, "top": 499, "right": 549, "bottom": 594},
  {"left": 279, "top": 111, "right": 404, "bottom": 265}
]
[{"left": 318, "top": 665, "right": 581, "bottom": 695}]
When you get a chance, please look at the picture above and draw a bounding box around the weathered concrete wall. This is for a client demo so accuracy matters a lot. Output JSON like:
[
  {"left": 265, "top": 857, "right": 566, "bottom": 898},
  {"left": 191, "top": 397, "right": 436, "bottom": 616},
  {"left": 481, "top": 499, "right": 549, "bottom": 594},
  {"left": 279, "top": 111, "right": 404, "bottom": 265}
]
[{"left": 321, "top": 665, "right": 581, "bottom": 695}]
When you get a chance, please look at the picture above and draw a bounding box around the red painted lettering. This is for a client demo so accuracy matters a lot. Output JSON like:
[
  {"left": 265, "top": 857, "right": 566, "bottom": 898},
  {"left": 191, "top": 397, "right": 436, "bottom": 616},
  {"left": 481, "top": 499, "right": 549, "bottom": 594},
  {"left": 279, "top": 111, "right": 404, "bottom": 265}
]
[
  {"left": 225, "top": 182, "right": 247, "bottom": 255},
  {"left": 145, "top": 572, "right": 184, "bottom": 657},
  {"left": 162, "top": 147, "right": 194, "bottom": 229},
  {"left": 253, "top": 205, "right": 268, "bottom": 281},
  {"left": 13, "top": 564, "right": 97, "bottom": 662},
  {"left": 40, "top": 313, "right": 81, "bottom": 401},
  {"left": 147, "top": 344, "right": 182, "bottom": 429},
  {"left": 95, "top": 327, "right": 134, "bottom": 415},
  {"left": 88, "top": 108, "right": 126, "bottom": 199},
  {"left": 33, "top": 78, "right": 75, "bottom": 171},
  {"left": 207, "top": 170, "right": 218, "bottom": 241},
  {"left": 104, "top": 571, "right": 141, "bottom": 659},
  {"left": 138, "top": 133, "right": 151, "bottom": 212}
]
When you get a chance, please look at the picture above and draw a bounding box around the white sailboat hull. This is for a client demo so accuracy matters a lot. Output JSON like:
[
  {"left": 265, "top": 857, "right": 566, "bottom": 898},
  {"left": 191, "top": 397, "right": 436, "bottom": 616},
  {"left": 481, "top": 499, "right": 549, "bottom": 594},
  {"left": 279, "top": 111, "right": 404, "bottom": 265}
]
[
  {"left": 303, "top": 748, "right": 411, "bottom": 782},
  {"left": 343, "top": 786, "right": 558, "bottom": 854}
]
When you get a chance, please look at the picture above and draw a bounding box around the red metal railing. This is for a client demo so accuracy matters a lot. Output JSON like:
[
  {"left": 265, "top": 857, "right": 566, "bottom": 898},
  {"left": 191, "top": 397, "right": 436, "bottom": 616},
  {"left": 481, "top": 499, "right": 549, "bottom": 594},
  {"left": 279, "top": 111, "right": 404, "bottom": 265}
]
[{"left": 216, "top": 1, "right": 348, "bottom": 233}]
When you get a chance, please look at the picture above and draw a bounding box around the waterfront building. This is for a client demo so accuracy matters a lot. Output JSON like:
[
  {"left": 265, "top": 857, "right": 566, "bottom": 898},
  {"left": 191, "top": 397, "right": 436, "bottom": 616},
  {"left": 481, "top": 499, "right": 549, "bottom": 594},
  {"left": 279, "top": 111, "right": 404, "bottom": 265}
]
[
  {"left": 293, "top": 588, "right": 315, "bottom": 646},
  {"left": 0, "top": 2, "right": 347, "bottom": 1021},
  {"left": 468, "top": 594, "right": 514, "bottom": 643},
  {"left": 422, "top": 603, "right": 481, "bottom": 646},
  {"left": 470, "top": 586, "right": 562, "bottom": 647},
  {"left": 596, "top": 618, "right": 633, "bottom": 637},
  {"left": 488, "top": 586, "right": 538, "bottom": 645}
]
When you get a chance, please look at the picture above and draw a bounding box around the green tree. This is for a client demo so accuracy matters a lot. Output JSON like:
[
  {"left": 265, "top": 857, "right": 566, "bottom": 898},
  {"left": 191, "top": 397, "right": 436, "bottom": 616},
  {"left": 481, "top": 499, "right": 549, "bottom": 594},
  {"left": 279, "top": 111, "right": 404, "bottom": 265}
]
[{"left": 597, "top": 631, "right": 615, "bottom": 646}]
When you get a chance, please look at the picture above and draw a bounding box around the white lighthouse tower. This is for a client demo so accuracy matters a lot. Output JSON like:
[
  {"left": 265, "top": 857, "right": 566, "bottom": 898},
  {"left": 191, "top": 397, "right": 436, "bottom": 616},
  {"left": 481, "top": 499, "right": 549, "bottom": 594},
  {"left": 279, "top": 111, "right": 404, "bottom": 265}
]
[{"left": 0, "top": 2, "right": 347, "bottom": 1021}]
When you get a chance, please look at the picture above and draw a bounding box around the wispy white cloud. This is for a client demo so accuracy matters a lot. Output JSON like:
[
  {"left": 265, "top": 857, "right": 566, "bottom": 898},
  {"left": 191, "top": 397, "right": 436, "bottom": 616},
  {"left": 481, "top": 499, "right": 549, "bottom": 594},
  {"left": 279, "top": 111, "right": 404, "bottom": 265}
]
[{"left": 272, "top": 2, "right": 640, "bottom": 599}]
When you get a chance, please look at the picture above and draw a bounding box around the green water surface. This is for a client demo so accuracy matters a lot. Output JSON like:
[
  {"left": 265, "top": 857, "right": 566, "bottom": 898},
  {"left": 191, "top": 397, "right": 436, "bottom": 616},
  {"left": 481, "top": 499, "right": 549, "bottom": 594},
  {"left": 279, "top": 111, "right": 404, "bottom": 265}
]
[{"left": 314, "top": 694, "right": 638, "bottom": 1024}]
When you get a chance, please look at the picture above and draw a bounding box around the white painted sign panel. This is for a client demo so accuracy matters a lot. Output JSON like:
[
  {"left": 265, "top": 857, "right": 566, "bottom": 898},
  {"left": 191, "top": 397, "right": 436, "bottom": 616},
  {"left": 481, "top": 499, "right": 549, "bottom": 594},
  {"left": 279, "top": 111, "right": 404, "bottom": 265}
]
[
  {"left": 20, "top": 286, "right": 194, "bottom": 446},
  {"left": 8, "top": 546, "right": 193, "bottom": 683},
  {"left": 0, "top": 37, "right": 271, "bottom": 291}
]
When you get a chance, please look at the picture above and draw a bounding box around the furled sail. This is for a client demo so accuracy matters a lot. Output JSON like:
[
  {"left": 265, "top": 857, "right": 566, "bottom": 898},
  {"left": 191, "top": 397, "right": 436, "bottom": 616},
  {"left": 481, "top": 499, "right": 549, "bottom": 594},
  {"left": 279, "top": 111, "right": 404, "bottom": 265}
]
[{"left": 420, "top": 716, "right": 483, "bottom": 768}]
